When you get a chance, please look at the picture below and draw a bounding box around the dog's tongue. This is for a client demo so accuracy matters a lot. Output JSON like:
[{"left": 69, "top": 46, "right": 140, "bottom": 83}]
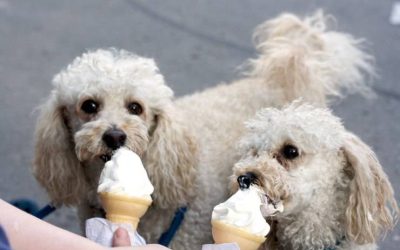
[
  {"left": 100, "top": 154, "right": 112, "bottom": 162},
  {"left": 260, "top": 197, "right": 284, "bottom": 217}
]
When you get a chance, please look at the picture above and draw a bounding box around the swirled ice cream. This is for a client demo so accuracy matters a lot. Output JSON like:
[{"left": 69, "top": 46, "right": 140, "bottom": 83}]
[
  {"left": 98, "top": 147, "right": 154, "bottom": 199},
  {"left": 212, "top": 185, "right": 270, "bottom": 236}
]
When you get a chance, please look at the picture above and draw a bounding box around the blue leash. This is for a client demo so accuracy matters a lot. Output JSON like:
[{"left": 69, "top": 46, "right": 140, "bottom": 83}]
[
  {"left": 10, "top": 199, "right": 56, "bottom": 219},
  {"left": 33, "top": 204, "right": 57, "bottom": 219},
  {"left": 158, "top": 206, "right": 188, "bottom": 247}
]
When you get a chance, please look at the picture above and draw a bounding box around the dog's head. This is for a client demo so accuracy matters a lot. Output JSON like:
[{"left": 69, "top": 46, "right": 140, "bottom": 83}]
[
  {"left": 233, "top": 103, "right": 398, "bottom": 244},
  {"left": 33, "top": 49, "right": 197, "bottom": 208},
  {"left": 56, "top": 49, "right": 172, "bottom": 162}
]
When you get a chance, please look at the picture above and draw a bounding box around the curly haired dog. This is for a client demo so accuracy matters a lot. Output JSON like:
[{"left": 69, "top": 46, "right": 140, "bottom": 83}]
[
  {"left": 33, "top": 12, "right": 374, "bottom": 249},
  {"left": 233, "top": 103, "right": 398, "bottom": 250}
]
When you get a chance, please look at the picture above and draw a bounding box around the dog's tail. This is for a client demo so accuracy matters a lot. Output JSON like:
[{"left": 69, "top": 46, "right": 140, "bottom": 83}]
[{"left": 245, "top": 10, "right": 375, "bottom": 105}]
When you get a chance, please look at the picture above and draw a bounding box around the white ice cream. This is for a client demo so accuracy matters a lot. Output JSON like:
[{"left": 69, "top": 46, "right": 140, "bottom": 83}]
[
  {"left": 97, "top": 148, "right": 154, "bottom": 199},
  {"left": 212, "top": 186, "right": 270, "bottom": 237}
]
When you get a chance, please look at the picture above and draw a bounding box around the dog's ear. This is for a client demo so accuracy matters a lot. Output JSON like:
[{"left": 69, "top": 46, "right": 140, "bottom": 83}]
[
  {"left": 342, "top": 132, "right": 398, "bottom": 244},
  {"left": 33, "top": 95, "right": 87, "bottom": 206},
  {"left": 144, "top": 104, "right": 197, "bottom": 209}
]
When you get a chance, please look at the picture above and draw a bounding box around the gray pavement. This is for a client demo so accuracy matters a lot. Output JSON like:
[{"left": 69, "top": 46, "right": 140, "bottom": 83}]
[{"left": 0, "top": 0, "right": 399, "bottom": 249}]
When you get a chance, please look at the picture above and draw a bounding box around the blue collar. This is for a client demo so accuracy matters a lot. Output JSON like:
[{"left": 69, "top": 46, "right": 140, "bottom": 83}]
[
  {"left": 158, "top": 206, "right": 188, "bottom": 247},
  {"left": 34, "top": 204, "right": 57, "bottom": 219}
]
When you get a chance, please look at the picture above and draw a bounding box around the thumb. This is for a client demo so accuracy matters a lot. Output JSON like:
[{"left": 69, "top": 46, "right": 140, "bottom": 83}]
[{"left": 112, "top": 227, "right": 131, "bottom": 247}]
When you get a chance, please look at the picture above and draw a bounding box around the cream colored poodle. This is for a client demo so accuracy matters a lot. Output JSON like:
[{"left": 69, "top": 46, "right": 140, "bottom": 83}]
[
  {"left": 233, "top": 103, "right": 398, "bottom": 250},
  {"left": 33, "top": 12, "right": 374, "bottom": 249}
]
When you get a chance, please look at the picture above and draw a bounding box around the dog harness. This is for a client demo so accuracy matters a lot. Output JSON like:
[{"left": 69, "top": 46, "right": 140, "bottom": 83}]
[{"left": 158, "top": 206, "right": 188, "bottom": 247}]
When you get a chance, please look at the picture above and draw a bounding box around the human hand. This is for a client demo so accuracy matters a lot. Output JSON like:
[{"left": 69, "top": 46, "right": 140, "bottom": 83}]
[{"left": 111, "top": 227, "right": 170, "bottom": 249}]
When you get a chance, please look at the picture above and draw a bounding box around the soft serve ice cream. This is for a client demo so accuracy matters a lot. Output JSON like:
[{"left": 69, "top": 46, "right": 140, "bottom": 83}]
[
  {"left": 212, "top": 185, "right": 270, "bottom": 237},
  {"left": 210, "top": 185, "right": 281, "bottom": 250},
  {"left": 98, "top": 147, "right": 154, "bottom": 199},
  {"left": 97, "top": 147, "right": 153, "bottom": 229}
]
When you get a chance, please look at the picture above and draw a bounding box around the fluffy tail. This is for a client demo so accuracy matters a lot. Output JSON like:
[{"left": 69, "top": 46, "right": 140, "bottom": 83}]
[{"left": 245, "top": 10, "right": 375, "bottom": 105}]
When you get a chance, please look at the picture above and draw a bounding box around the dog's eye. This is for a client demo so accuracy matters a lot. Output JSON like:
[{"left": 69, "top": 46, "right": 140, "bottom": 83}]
[
  {"left": 81, "top": 100, "right": 99, "bottom": 114},
  {"left": 127, "top": 102, "right": 143, "bottom": 115},
  {"left": 282, "top": 145, "right": 299, "bottom": 160}
]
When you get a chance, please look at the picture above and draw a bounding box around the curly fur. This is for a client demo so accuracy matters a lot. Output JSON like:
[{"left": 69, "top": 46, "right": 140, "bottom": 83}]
[
  {"left": 246, "top": 10, "right": 374, "bottom": 103},
  {"left": 233, "top": 103, "right": 398, "bottom": 250},
  {"left": 33, "top": 12, "right": 375, "bottom": 249}
]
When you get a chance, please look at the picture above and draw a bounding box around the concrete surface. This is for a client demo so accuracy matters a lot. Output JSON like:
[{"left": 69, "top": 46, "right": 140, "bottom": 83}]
[{"left": 0, "top": 0, "right": 399, "bottom": 248}]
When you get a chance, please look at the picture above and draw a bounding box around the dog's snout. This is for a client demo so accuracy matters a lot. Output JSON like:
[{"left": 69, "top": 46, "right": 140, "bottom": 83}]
[
  {"left": 237, "top": 172, "right": 257, "bottom": 190},
  {"left": 102, "top": 128, "right": 127, "bottom": 150}
]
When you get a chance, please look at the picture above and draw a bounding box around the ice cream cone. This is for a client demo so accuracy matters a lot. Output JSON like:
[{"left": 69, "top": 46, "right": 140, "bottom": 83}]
[
  {"left": 211, "top": 220, "right": 266, "bottom": 250},
  {"left": 100, "top": 192, "right": 152, "bottom": 230}
]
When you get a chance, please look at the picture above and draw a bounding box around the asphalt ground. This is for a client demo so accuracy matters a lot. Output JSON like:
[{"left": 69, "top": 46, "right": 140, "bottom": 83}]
[{"left": 0, "top": 0, "right": 399, "bottom": 248}]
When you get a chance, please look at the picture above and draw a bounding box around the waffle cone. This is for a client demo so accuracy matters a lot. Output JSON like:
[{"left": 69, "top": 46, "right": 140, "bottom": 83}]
[
  {"left": 211, "top": 220, "right": 266, "bottom": 250},
  {"left": 100, "top": 192, "right": 152, "bottom": 230}
]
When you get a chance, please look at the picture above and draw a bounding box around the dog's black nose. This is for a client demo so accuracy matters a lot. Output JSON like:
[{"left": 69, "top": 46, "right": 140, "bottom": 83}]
[
  {"left": 237, "top": 172, "right": 257, "bottom": 190},
  {"left": 102, "top": 128, "right": 127, "bottom": 150}
]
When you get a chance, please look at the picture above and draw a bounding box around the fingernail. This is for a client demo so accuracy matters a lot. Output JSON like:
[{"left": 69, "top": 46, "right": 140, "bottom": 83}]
[{"left": 115, "top": 228, "right": 124, "bottom": 238}]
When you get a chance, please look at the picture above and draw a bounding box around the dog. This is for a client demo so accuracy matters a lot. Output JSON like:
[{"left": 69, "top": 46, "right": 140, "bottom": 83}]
[
  {"left": 233, "top": 103, "right": 399, "bottom": 250},
  {"left": 32, "top": 12, "right": 374, "bottom": 249}
]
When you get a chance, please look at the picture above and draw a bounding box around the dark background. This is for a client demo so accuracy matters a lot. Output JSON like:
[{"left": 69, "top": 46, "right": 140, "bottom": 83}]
[{"left": 1, "top": 0, "right": 399, "bottom": 248}]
